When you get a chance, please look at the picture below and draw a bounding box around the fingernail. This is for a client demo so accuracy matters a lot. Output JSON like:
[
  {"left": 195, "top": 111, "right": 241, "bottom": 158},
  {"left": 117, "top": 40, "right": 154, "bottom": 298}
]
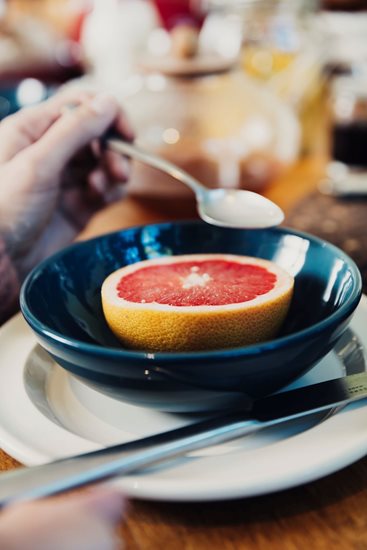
[{"left": 89, "top": 93, "right": 116, "bottom": 115}]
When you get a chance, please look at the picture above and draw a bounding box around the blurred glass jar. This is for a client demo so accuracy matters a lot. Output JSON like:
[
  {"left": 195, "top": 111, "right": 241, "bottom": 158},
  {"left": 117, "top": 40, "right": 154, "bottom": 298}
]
[
  {"left": 116, "top": 50, "right": 300, "bottom": 199},
  {"left": 320, "top": 71, "right": 367, "bottom": 195},
  {"left": 207, "top": 0, "right": 326, "bottom": 156},
  {"left": 236, "top": 0, "right": 318, "bottom": 81},
  {"left": 329, "top": 73, "right": 367, "bottom": 167}
]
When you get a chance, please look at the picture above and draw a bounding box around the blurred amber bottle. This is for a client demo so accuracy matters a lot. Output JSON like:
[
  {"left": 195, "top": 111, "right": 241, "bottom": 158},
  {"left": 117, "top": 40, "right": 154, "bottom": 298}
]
[{"left": 232, "top": 0, "right": 329, "bottom": 157}]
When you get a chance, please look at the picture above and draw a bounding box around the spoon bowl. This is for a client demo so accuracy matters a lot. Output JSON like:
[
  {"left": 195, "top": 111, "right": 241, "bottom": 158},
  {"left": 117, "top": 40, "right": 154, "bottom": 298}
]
[
  {"left": 107, "top": 138, "right": 284, "bottom": 229},
  {"left": 197, "top": 188, "right": 284, "bottom": 229}
]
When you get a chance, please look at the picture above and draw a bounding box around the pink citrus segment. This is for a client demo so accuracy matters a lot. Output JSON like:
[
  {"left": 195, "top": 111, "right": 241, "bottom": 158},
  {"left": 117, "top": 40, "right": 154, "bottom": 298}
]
[
  {"left": 101, "top": 254, "right": 294, "bottom": 352},
  {"left": 116, "top": 260, "right": 277, "bottom": 306}
]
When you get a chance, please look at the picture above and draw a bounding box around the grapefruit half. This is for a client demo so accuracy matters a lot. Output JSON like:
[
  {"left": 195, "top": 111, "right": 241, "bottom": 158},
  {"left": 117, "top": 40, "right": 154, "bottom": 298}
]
[{"left": 101, "top": 254, "right": 294, "bottom": 352}]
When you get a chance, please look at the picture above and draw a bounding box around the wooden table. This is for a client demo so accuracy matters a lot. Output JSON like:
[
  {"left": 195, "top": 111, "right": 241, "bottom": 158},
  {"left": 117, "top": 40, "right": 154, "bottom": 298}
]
[{"left": 3, "top": 156, "right": 367, "bottom": 550}]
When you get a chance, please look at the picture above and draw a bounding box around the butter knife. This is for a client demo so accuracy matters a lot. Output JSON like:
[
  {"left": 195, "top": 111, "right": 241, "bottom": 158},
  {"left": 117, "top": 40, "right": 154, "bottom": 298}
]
[{"left": 1, "top": 372, "right": 367, "bottom": 506}]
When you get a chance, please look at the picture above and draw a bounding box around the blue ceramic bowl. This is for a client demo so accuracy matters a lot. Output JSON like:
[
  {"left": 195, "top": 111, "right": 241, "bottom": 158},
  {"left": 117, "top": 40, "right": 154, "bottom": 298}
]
[{"left": 20, "top": 221, "right": 362, "bottom": 413}]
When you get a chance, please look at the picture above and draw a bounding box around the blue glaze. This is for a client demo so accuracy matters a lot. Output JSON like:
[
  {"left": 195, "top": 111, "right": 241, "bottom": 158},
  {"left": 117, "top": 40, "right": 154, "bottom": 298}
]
[{"left": 20, "top": 221, "right": 362, "bottom": 412}]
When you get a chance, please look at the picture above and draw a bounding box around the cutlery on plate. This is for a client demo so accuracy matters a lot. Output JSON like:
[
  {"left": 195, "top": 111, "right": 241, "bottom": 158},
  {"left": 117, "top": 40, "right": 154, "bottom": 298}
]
[{"left": 1, "top": 371, "right": 367, "bottom": 506}]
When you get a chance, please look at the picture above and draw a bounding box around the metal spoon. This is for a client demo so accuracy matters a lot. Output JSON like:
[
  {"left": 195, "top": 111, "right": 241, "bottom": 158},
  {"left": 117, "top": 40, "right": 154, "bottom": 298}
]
[{"left": 107, "top": 138, "right": 284, "bottom": 229}]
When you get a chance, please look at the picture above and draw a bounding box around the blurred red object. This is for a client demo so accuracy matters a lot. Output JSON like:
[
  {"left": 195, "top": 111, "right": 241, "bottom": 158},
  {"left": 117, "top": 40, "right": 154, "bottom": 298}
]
[
  {"left": 67, "top": 1, "right": 93, "bottom": 43},
  {"left": 151, "top": 0, "right": 207, "bottom": 29}
]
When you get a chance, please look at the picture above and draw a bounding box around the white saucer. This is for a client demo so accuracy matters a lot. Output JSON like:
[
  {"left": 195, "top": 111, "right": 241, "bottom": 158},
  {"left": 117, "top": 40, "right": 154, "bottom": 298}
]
[{"left": 0, "top": 298, "right": 367, "bottom": 502}]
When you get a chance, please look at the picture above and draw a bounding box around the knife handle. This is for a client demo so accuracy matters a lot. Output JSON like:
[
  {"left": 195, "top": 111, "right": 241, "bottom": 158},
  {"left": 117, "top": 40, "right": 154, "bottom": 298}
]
[{"left": 0, "top": 413, "right": 261, "bottom": 507}]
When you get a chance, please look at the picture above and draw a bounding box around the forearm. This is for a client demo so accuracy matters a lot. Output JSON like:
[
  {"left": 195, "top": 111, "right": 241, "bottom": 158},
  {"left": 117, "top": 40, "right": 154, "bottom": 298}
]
[{"left": 0, "top": 238, "right": 20, "bottom": 325}]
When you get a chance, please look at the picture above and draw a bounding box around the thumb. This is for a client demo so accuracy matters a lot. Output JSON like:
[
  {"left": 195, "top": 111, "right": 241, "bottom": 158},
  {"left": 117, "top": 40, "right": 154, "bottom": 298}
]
[{"left": 22, "top": 94, "right": 120, "bottom": 175}]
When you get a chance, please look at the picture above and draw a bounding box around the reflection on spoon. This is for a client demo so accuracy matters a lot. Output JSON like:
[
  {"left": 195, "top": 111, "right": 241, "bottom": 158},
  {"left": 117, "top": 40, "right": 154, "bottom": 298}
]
[{"left": 106, "top": 138, "right": 284, "bottom": 229}]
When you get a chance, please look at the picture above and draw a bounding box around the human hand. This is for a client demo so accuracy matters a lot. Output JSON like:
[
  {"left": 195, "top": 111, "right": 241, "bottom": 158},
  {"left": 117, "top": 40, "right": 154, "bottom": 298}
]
[
  {"left": 0, "top": 89, "right": 134, "bottom": 279},
  {"left": 0, "top": 488, "right": 126, "bottom": 550}
]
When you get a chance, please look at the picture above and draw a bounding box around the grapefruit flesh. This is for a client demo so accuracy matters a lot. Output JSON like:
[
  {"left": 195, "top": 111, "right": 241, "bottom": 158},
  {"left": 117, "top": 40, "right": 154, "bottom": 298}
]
[{"left": 101, "top": 254, "right": 294, "bottom": 352}]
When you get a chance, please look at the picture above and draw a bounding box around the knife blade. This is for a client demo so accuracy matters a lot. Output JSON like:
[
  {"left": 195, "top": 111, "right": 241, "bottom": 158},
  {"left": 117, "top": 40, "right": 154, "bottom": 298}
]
[{"left": 1, "top": 371, "right": 367, "bottom": 506}]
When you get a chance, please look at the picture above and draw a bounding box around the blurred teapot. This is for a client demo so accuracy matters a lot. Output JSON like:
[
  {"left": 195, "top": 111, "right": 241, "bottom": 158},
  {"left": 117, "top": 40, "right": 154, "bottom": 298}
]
[{"left": 115, "top": 21, "right": 300, "bottom": 199}]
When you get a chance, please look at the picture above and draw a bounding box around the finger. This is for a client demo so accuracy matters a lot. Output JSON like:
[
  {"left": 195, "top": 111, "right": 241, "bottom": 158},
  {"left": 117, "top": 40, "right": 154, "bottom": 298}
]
[
  {"left": 88, "top": 168, "right": 110, "bottom": 197},
  {"left": 0, "top": 489, "right": 126, "bottom": 550},
  {"left": 102, "top": 149, "right": 130, "bottom": 182},
  {"left": 87, "top": 169, "right": 126, "bottom": 203},
  {"left": 22, "top": 94, "right": 125, "bottom": 177},
  {"left": 104, "top": 183, "right": 126, "bottom": 204},
  {"left": 0, "top": 88, "right": 93, "bottom": 162},
  {"left": 37, "top": 86, "right": 93, "bottom": 115},
  {"left": 64, "top": 488, "right": 127, "bottom": 523},
  {"left": 91, "top": 138, "right": 102, "bottom": 157},
  {"left": 114, "top": 110, "right": 135, "bottom": 142}
]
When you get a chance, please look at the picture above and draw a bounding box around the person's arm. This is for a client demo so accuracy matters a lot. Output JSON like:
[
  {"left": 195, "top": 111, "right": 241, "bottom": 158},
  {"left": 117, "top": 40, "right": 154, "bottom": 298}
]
[
  {"left": 0, "top": 238, "right": 20, "bottom": 325},
  {"left": 0, "top": 90, "right": 133, "bottom": 549}
]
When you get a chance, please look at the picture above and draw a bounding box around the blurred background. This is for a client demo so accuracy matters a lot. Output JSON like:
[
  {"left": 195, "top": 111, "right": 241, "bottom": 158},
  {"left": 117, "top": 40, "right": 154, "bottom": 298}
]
[
  {"left": 0, "top": 0, "right": 366, "bottom": 172},
  {"left": 1, "top": 0, "right": 367, "bottom": 282}
]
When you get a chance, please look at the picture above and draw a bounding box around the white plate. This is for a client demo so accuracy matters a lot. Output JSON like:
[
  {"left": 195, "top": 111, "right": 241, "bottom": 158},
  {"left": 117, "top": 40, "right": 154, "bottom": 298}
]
[{"left": 0, "top": 298, "right": 367, "bottom": 502}]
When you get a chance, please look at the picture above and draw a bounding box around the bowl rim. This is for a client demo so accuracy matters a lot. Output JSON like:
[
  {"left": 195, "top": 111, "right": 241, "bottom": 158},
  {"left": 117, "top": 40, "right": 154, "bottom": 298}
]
[{"left": 20, "top": 221, "right": 363, "bottom": 361}]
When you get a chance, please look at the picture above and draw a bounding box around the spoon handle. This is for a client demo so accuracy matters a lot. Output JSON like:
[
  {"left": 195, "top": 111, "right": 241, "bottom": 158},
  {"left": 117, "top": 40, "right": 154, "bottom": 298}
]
[{"left": 106, "top": 138, "right": 205, "bottom": 197}]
